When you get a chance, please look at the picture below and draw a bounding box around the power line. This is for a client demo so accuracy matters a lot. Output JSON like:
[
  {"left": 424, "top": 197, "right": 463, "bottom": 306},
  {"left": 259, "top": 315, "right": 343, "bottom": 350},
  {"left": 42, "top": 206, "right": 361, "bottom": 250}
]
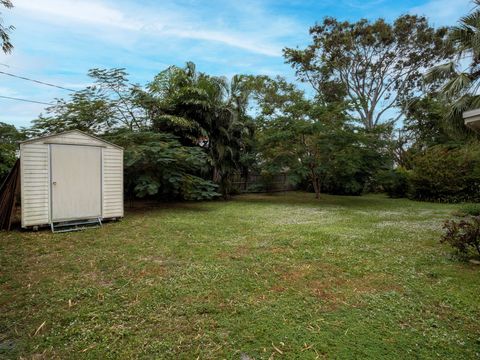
[
  {"left": 0, "top": 70, "right": 77, "bottom": 92},
  {"left": 0, "top": 95, "right": 53, "bottom": 106}
]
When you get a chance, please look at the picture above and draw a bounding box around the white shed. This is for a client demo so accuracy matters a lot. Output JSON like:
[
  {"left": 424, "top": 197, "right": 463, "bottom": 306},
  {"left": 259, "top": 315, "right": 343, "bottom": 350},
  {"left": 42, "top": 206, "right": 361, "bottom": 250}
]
[{"left": 19, "top": 130, "right": 124, "bottom": 230}]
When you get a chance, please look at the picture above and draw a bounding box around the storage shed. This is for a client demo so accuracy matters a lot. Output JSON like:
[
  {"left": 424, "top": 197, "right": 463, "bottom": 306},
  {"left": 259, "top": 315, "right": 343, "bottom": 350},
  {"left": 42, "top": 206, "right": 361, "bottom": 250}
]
[{"left": 20, "top": 130, "right": 124, "bottom": 230}]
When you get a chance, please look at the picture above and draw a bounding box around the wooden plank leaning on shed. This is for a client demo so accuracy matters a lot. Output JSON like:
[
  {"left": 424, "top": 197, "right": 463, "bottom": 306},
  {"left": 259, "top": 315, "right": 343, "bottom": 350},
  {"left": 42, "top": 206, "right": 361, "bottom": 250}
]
[{"left": 0, "top": 159, "right": 20, "bottom": 231}]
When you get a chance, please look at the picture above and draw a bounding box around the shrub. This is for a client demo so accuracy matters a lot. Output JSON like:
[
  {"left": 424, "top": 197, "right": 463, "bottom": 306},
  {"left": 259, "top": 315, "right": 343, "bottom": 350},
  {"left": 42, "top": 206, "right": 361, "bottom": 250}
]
[
  {"left": 0, "top": 143, "right": 16, "bottom": 184},
  {"left": 107, "top": 131, "right": 219, "bottom": 201},
  {"left": 457, "top": 203, "right": 480, "bottom": 217},
  {"left": 409, "top": 144, "right": 480, "bottom": 202},
  {"left": 0, "top": 122, "right": 24, "bottom": 184},
  {"left": 378, "top": 167, "right": 410, "bottom": 198},
  {"left": 441, "top": 216, "right": 480, "bottom": 258}
]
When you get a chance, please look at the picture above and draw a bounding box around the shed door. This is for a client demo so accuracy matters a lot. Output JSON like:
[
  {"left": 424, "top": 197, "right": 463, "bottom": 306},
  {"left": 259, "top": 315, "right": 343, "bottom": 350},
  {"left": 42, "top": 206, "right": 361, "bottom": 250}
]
[{"left": 51, "top": 144, "right": 102, "bottom": 221}]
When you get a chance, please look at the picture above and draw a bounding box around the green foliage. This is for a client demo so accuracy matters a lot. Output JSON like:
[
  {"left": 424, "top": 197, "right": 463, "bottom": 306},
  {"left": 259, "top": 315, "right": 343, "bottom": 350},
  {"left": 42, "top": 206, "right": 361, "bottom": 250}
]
[
  {"left": 0, "top": 0, "right": 14, "bottom": 54},
  {"left": 378, "top": 167, "right": 411, "bottom": 198},
  {"left": 28, "top": 88, "right": 114, "bottom": 136},
  {"left": 26, "top": 67, "right": 227, "bottom": 201},
  {"left": 285, "top": 15, "right": 452, "bottom": 129},
  {"left": 255, "top": 77, "right": 390, "bottom": 197},
  {"left": 27, "top": 63, "right": 257, "bottom": 200},
  {"left": 254, "top": 79, "right": 323, "bottom": 197},
  {"left": 144, "top": 62, "right": 256, "bottom": 198},
  {"left": 442, "top": 216, "right": 480, "bottom": 258},
  {"left": 0, "top": 122, "right": 24, "bottom": 183},
  {"left": 88, "top": 68, "right": 149, "bottom": 130},
  {"left": 458, "top": 203, "right": 480, "bottom": 216},
  {"left": 394, "top": 95, "right": 458, "bottom": 170},
  {"left": 29, "top": 69, "right": 149, "bottom": 137},
  {"left": 425, "top": 1, "right": 480, "bottom": 138},
  {"left": 107, "top": 131, "right": 219, "bottom": 200},
  {"left": 403, "top": 96, "right": 455, "bottom": 148},
  {"left": 0, "top": 145, "right": 15, "bottom": 183},
  {"left": 319, "top": 125, "right": 391, "bottom": 196},
  {"left": 409, "top": 144, "right": 480, "bottom": 202}
]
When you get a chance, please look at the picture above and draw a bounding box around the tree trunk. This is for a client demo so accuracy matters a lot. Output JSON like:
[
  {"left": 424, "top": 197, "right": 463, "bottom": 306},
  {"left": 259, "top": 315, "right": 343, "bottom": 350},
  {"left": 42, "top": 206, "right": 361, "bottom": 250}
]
[
  {"left": 213, "top": 167, "right": 221, "bottom": 183},
  {"left": 310, "top": 169, "right": 320, "bottom": 199}
]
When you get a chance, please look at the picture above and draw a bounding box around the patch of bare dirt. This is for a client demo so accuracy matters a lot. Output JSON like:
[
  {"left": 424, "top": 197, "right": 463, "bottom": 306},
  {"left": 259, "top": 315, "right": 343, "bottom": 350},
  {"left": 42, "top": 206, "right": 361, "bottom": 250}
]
[
  {"left": 217, "top": 245, "right": 250, "bottom": 260},
  {"left": 310, "top": 273, "right": 403, "bottom": 310}
]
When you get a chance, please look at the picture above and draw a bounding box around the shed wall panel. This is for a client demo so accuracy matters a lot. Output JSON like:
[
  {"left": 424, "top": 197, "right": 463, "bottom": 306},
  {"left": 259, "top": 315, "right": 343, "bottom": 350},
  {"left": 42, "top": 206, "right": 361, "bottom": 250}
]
[
  {"left": 102, "top": 147, "right": 124, "bottom": 218},
  {"left": 20, "top": 143, "right": 50, "bottom": 227}
]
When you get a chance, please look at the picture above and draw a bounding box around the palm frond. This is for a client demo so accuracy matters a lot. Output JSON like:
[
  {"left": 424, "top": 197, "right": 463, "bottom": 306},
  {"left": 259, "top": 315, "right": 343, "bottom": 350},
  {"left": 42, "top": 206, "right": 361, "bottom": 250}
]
[
  {"left": 442, "top": 73, "right": 472, "bottom": 97},
  {"left": 450, "top": 25, "right": 475, "bottom": 49},
  {"left": 458, "top": 9, "right": 480, "bottom": 29},
  {"left": 424, "top": 61, "right": 458, "bottom": 83},
  {"left": 472, "top": 30, "right": 480, "bottom": 57},
  {"left": 444, "top": 94, "right": 480, "bottom": 139}
]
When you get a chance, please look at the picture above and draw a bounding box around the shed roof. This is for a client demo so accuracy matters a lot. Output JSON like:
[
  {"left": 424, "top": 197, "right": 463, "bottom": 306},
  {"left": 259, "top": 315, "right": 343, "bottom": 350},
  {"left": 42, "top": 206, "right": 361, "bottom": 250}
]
[
  {"left": 463, "top": 108, "right": 480, "bottom": 119},
  {"left": 20, "top": 129, "right": 123, "bottom": 150}
]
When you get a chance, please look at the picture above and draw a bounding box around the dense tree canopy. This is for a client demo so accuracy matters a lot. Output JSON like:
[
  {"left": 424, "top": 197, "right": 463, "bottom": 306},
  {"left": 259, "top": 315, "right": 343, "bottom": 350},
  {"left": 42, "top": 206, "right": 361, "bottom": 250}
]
[
  {"left": 107, "top": 131, "right": 219, "bottom": 200},
  {"left": 284, "top": 15, "right": 452, "bottom": 129},
  {"left": 27, "top": 63, "right": 257, "bottom": 200},
  {"left": 254, "top": 76, "right": 389, "bottom": 197},
  {"left": 28, "top": 88, "right": 114, "bottom": 136},
  {"left": 141, "top": 62, "right": 256, "bottom": 198},
  {"left": 4, "top": 9, "right": 480, "bottom": 203}
]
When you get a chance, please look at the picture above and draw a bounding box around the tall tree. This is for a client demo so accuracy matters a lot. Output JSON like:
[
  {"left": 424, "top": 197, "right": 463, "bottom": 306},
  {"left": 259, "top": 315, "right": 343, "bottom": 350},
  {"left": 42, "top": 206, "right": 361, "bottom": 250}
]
[
  {"left": 142, "top": 62, "right": 255, "bottom": 198},
  {"left": 0, "top": 0, "right": 13, "bottom": 54},
  {"left": 89, "top": 68, "right": 148, "bottom": 131},
  {"left": 26, "top": 65, "right": 222, "bottom": 201},
  {"left": 255, "top": 76, "right": 387, "bottom": 198},
  {"left": 28, "top": 88, "right": 114, "bottom": 136},
  {"left": 284, "top": 15, "right": 452, "bottom": 129},
  {"left": 29, "top": 69, "right": 149, "bottom": 136}
]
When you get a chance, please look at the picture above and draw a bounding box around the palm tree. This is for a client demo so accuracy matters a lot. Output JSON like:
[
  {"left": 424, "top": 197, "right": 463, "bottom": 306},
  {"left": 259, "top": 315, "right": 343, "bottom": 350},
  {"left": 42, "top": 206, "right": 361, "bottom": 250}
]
[
  {"left": 425, "top": 0, "right": 480, "bottom": 137},
  {"left": 0, "top": 0, "right": 14, "bottom": 54},
  {"left": 145, "top": 63, "right": 255, "bottom": 198},
  {"left": 195, "top": 73, "right": 255, "bottom": 198}
]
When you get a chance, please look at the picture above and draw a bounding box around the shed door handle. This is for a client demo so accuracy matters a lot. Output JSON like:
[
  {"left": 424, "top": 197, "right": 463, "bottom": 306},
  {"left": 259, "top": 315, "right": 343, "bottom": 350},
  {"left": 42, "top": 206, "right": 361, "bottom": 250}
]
[{"left": 52, "top": 181, "right": 57, "bottom": 185}]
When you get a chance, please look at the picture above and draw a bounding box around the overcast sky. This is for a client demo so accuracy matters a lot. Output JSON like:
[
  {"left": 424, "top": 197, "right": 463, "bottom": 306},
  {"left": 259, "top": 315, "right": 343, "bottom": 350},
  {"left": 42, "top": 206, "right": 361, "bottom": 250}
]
[{"left": 0, "top": 0, "right": 473, "bottom": 128}]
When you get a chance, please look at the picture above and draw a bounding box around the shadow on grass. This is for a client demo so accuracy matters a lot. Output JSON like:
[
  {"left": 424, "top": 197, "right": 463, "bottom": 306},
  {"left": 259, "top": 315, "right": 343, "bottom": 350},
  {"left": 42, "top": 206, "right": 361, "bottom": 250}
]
[
  {"left": 231, "top": 191, "right": 401, "bottom": 210},
  {"left": 9, "top": 191, "right": 447, "bottom": 235},
  {"left": 6, "top": 201, "right": 215, "bottom": 234},
  {"left": 126, "top": 200, "right": 215, "bottom": 214}
]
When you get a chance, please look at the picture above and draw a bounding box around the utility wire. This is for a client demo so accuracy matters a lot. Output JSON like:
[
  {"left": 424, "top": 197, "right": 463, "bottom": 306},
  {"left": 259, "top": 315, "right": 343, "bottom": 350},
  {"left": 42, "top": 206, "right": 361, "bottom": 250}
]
[
  {"left": 0, "top": 70, "right": 77, "bottom": 92},
  {"left": 0, "top": 95, "right": 53, "bottom": 106}
]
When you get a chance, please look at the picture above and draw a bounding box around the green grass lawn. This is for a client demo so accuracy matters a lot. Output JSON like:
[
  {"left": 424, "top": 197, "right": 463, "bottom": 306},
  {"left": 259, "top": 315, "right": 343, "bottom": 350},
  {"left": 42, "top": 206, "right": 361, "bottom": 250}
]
[{"left": 1, "top": 192, "right": 479, "bottom": 359}]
